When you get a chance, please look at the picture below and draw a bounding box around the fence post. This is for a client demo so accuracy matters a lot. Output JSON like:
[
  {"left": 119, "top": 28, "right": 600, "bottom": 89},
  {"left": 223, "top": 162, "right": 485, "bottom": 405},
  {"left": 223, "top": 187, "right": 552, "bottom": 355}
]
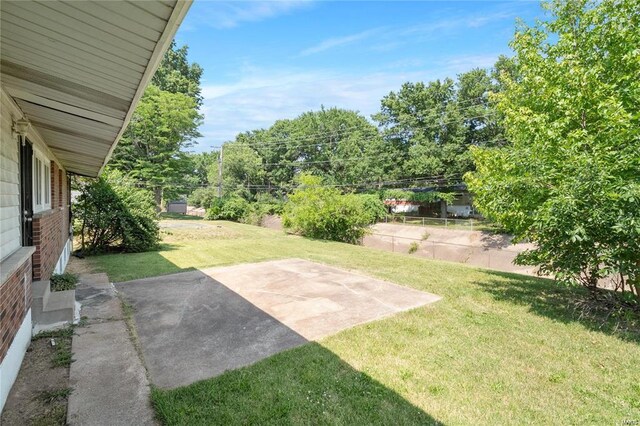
[
  {"left": 422, "top": 217, "right": 425, "bottom": 226},
  {"left": 403, "top": 216, "right": 406, "bottom": 224},
  {"left": 445, "top": 217, "right": 448, "bottom": 227},
  {"left": 471, "top": 219, "right": 473, "bottom": 232}
]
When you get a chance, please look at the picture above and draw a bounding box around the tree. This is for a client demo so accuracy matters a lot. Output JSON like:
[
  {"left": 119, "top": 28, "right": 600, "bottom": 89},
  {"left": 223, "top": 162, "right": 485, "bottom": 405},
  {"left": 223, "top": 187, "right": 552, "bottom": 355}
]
[
  {"left": 210, "top": 107, "right": 388, "bottom": 195},
  {"left": 110, "top": 85, "right": 202, "bottom": 207},
  {"left": 208, "top": 143, "right": 265, "bottom": 197},
  {"left": 152, "top": 40, "right": 203, "bottom": 107},
  {"left": 466, "top": 0, "right": 640, "bottom": 299},
  {"left": 111, "top": 41, "right": 203, "bottom": 209}
]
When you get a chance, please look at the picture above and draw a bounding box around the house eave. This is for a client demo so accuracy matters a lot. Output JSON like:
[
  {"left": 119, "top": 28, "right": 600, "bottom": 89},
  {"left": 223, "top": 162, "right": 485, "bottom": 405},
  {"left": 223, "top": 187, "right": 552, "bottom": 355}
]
[{"left": 0, "top": 0, "right": 193, "bottom": 178}]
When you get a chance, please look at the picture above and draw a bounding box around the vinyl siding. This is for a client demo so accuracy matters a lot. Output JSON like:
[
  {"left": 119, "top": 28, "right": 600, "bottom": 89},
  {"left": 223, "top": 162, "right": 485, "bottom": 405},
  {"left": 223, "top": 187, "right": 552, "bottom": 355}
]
[{"left": 0, "top": 95, "right": 21, "bottom": 261}]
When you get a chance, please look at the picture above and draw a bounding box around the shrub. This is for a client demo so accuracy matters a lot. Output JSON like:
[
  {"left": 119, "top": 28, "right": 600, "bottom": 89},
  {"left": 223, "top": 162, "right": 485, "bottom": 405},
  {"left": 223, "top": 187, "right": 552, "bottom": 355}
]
[
  {"left": 50, "top": 273, "right": 79, "bottom": 292},
  {"left": 240, "top": 194, "right": 286, "bottom": 225},
  {"left": 73, "top": 170, "right": 159, "bottom": 253},
  {"left": 188, "top": 186, "right": 218, "bottom": 208},
  {"left": 357, "top": 194, "right": 387, "bottom": 224},
  {"left": 408, "top": 242, "right": 419, "bottom": 254},
  {"left": 204, "top": 195, "right": 249, "bottom": 221},
  {"left": 282, "top": 174, "right": 372, "bottom": 244}
]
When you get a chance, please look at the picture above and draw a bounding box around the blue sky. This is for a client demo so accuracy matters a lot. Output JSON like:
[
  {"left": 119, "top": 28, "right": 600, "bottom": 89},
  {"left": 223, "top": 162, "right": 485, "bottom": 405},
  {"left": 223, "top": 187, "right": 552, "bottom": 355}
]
[{"left": 175, "top": 1, "right": 545, "bottom": 152}]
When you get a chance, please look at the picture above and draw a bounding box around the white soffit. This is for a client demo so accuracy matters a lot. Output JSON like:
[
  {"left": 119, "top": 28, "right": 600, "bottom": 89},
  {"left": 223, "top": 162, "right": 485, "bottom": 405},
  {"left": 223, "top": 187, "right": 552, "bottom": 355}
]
[{"left": 0, "top": 0, "right": 192, "bottom": 177}]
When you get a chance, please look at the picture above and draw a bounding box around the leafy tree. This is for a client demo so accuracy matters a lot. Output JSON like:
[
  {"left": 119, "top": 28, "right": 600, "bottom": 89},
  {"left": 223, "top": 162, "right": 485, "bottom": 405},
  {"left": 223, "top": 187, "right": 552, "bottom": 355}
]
[
  {"left": 152, "top": 40, "right": 203, "bottom": 107},
  {"left": 282, "top": 174, "right": 373, "bottom": 244},
  {"left": 110, "top": 85, "right": 202, "bottom": 207},
  {"left": 209, "top": 143, "right": 265, "bottom": 196},
  {"left": 73, "top": 170, "right": 159, "bottom": 253},
  {"left": 111, "top": 41, "right": 203, "bottom": 209},
  {"left": 373, "top": 79, "right": 467, "bottom": 179},
  {"left": 189, "top": 151, "right": 216, "bottom": 188},
  {"left": 466, "top": 0, "right": 640, "bottom": 299}
]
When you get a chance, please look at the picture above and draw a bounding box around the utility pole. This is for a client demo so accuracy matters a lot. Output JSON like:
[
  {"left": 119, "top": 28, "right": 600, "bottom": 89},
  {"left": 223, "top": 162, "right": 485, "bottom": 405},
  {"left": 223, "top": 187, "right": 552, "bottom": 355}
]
[{"left": 217, "top": 145, "right": 223, "bottom": 198}]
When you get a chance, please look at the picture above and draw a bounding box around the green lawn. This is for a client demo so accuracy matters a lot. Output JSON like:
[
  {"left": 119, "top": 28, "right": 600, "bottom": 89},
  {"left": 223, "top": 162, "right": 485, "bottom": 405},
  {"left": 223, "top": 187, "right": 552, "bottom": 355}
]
[{"left": 90, "top": 219, "right": 640, "bottom": 425}]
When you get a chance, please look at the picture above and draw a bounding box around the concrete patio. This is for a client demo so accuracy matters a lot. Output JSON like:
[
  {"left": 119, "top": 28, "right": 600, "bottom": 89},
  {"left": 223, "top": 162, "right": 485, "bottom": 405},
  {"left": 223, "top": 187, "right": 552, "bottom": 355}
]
[{"left": 116, "top": 259, "right": 441, "bottom": 389}]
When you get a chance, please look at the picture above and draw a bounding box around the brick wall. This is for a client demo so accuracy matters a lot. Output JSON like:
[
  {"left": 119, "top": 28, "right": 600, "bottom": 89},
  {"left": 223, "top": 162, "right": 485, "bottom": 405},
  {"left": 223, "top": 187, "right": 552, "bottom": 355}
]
[
  {"left": 0, "top": 257, "right": 31, "bottom": 363},
  {"left": 32, "top": 162, "right": 70, "bottom": 281}
]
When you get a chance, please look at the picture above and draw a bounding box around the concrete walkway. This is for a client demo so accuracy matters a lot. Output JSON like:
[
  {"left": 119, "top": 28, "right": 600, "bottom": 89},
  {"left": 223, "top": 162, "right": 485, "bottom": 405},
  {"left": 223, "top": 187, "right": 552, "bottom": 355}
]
[{"left": 67, "top": 273, "right": 155, "bottom": 426}]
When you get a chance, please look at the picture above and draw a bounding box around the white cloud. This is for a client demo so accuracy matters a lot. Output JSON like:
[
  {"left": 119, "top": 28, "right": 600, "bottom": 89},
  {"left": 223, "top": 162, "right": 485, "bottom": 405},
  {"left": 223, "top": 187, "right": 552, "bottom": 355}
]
[
  {"left": 188, "top": 1, "right": 313, "bottom": 30},
  {"left": 296, "top": 10, "right": 516, "bottom": 57},
  {"left": 299, "top": 28, "right": 383, "bottom": 56}
]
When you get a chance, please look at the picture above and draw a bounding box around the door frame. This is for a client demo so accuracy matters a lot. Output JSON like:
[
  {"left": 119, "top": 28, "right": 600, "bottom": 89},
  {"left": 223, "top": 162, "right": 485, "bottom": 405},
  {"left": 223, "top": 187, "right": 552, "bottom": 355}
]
[{"left": 19, "top": 137, "right": 34, "bottom": 246}]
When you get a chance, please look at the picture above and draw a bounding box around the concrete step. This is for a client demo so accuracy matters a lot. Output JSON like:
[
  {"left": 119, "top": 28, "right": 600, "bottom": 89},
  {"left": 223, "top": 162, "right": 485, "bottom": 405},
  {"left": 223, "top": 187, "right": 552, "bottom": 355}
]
[
  {"left": 32, "top": 280, "right": 51, "bottom": 315},
  {"left": 32, "top": 280, "right": 76, "bottom": 331}
]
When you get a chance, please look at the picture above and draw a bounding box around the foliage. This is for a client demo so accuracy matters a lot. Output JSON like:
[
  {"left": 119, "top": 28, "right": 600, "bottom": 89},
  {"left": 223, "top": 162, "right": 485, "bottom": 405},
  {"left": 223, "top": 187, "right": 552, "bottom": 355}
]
[
  {"left": 111, "top": 41, "right": 203, "bottom": 208},
  {"left": 189, "top": 152, "right": 217, "bottom": 188},
  {"left": 372, "top": 67, "right": 506, "bottom": 182},
  {"left": 110, "top": 85, "right": 202, "bottom": 208},
  {"left": 408, "top": 242, "right": 419, "bottom": 254},
  {"left": 73, "top": 170, "right": 159, "bottom": 254},
  {"left": 204, "top": 195, "right": 249, "bottom": 221},
  {"left": 50, "top": 273, "right": 78, "bottom": 292},
  {"left": 241, "top": 194, "right": 286, "bottom": 225},
  {"left": 357, "top": 194, "right": 387, "bottom": 223},
  {"left": 282, "top": 175, "right": 373, "bottom": 244},
  {"left": 188, "top": 186, "right": 218, "bottom": 208},
  {"left": 215, "top": 108, "right": 387, "bottom": 194},
  {"left": 152, "top": 40, "right": 203, "bottom": 107},
  {"left": 466, "top": 0, "right": 640, "bottom": 298},
  {"left": 209, "top": 143, "right": 265, "bottom": 196}
]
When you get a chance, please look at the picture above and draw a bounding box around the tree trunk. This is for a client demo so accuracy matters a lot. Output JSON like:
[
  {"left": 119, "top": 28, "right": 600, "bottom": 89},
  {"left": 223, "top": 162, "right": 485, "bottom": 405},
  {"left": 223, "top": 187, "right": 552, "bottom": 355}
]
[
  {"left": 440, "top": 200, "right": 448, "bottom": 219},
  {"left": 154, "top": 187, "right": 163, "bottom": 212}
]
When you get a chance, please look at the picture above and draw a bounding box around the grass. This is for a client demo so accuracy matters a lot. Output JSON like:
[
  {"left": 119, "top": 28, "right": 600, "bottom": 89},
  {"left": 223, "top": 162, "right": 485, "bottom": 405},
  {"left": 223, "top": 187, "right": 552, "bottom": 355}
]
[
  {"left": 38, "top": 388, "right": 72, "bottom": 404},
  {"left": 89, "top": 219, "right": 640, "bottom": 425},
  {"left": 33, "top": 326, "right": 75, "bottom": 368}
]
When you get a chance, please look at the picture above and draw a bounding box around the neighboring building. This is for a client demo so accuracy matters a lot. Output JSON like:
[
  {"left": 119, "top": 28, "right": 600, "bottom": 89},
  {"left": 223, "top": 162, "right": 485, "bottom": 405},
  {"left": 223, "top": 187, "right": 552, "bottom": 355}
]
[
  {"left": 167, "top": 200, "right": 188, "bottom": 214},
  {"left": 384, "top": 185, "right": 480, "bottom": 218},
  {"left": 384, "top": 199, "right": 421, "bottom": 214},
  {"left": 0, "top": 0, "right": 191, "bottom": 412}
]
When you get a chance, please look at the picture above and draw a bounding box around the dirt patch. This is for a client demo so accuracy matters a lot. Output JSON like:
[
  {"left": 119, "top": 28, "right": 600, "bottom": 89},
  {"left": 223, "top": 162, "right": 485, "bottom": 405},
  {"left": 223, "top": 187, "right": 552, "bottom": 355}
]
[
  {"left": 1, "top": 331, "right": 73, "bottom": 426},
  {"left": 65, "top": 256, "right": 95, "bottom": 275},
  {"left": 261, "top": 214, "right": 283, "bottom": 230}
]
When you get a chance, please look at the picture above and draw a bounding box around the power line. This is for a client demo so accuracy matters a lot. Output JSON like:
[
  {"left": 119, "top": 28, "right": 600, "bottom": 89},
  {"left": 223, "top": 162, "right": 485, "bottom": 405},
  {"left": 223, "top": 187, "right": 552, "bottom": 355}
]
[
  {"left": 242, "top": 137, "right": 507, "bottom": 168},
  {"left": 209, "top": 101, "right": 499, "bottom": 150}
]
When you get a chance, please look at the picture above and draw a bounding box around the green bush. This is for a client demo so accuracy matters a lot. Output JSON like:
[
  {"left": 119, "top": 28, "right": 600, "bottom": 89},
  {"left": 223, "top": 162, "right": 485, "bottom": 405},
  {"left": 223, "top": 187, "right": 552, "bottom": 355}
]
[
  {"left": 357, "top": 194, "right": 387, "bottom": 224},
  {"left": 50, "top": 273, "right": 79, "bottom": 292},
  {"left": 73, "top": 170, "right": 159, "bottom": 253},
  {"left": 282, "top": 174, "right": 372, "bottom": 244},
  {"left": 188, "top": 187, "right": 218, "bottom": 208},
  {"left": 204, "top": 195, "right": 249, "bottom": 221}
]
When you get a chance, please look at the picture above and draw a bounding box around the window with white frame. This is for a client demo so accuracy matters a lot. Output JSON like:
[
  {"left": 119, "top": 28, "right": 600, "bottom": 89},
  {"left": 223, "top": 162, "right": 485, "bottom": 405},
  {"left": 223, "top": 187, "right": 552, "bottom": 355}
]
[{"left": 33, "top": 151, "right": 51, "bottom": 213}]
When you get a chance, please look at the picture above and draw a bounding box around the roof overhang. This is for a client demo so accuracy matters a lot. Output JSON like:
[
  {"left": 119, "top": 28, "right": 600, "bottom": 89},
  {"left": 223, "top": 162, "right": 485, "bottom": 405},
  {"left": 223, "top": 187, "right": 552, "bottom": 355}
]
[{"left": 0, "top": 0, "right": 192, "bottom": 177}]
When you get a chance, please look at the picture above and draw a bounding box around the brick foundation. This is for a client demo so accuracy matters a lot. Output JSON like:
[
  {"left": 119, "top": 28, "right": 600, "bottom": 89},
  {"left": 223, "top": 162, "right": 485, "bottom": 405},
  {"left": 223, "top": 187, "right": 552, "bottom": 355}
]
[{"left": 0, "top": 257, "right": 31, "bottom": 363}]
